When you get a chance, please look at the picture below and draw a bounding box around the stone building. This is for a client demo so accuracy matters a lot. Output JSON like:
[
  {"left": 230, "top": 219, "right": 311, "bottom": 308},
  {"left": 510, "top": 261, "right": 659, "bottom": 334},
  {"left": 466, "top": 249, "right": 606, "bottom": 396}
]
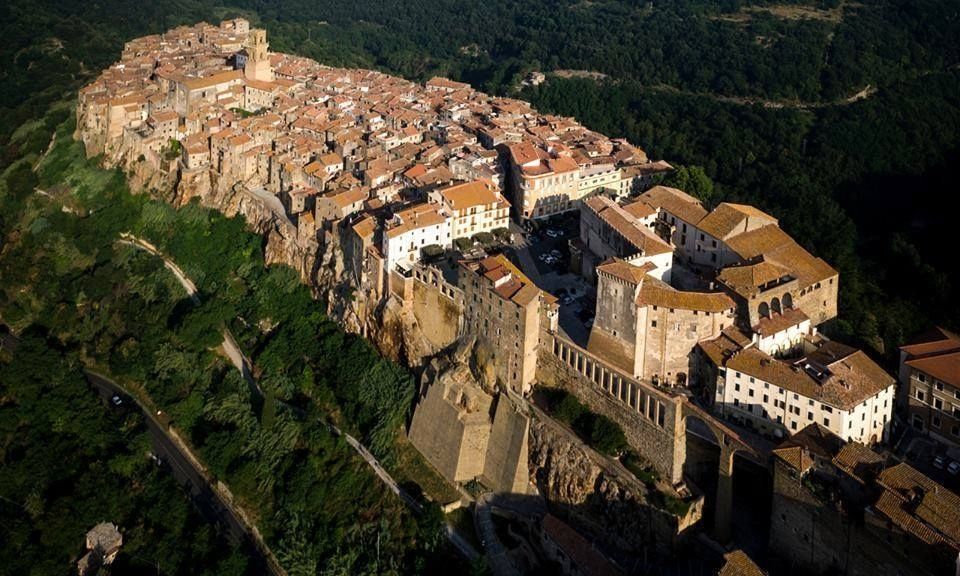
[
  {"left": 898, "top": 327, "right": 960, "bottom": 452},
  {"left": 633, "top": 189, "right": 840, "bottom": 328},
  {"left": 577, "top": 195, "right": 673, "bottom": 283},
  {"left": 459, "top": 255, "right": 556, "bottom": 394},
  {"left": 768, "top": 425, "right": 960, "bottom": 576},
  {"left": 587, "top": 258, "right": 735, "bottom": 386}
]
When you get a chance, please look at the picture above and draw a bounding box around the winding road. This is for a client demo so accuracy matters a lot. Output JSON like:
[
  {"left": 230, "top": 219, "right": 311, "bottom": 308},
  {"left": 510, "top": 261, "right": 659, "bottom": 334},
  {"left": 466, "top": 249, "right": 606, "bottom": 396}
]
[
  {"left": 115, "top": 234, "right": 481, "bottom": 562},
  {"left": 0, "top": 329, "right": 283, "bottom": 576}
]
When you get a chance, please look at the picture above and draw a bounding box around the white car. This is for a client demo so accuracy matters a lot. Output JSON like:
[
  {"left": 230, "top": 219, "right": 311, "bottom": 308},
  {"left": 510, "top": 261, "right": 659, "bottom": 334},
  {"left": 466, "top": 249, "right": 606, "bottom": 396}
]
[
  {"left": 111, "top": 395, "right": 123, "bottom": 406},
  {"left": 545, "top": 229, "right": 562, "bottom": 238}
]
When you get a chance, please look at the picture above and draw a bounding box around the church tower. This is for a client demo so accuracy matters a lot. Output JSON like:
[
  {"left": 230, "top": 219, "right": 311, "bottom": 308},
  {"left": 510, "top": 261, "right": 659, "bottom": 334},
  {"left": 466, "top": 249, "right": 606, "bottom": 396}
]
[{"left": 243, "top": 29, "right": 273, "bottom": 82}]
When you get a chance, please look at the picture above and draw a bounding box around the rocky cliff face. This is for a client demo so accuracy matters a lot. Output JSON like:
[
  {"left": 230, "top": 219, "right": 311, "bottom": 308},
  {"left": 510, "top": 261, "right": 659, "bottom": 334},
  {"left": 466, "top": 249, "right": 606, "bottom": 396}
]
[
  {"left": 78, "top": 122, "right": 443, "bottom": 364},
  {"left": 527, "top": 414, "right": 682, "bottom": 555}
]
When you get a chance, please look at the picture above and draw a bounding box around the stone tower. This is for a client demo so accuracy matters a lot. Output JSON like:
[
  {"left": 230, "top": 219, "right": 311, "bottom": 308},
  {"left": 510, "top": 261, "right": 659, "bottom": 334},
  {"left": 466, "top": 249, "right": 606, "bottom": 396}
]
[{"left": 244, "top": 29, "right": 273, "bottom": 82}]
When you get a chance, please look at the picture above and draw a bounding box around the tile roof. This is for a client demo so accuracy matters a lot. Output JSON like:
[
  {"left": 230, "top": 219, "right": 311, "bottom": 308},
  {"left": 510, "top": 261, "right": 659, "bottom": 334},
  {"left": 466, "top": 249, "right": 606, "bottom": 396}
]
[
  {"left": 584, "top": 196, "right": 672, "bottom": 257},
  {"left": 596, "top": 258, "right": 655, "bottom": 285},
  {"left": 725, "top": 344, "right": 894, "bottom": 411},
  {"left": 637, "top": 185, "right": 708, "bottom": 225},
  {"left": 438, "top": 180, "right": 501, "bottom": 211},
  {"left": 719, "top": 549, "right": 766, "bottom": 576},
  {"left": 717, "top": 259, "right": 794, "bottom": 299},
  {"left": 832, "top": 442, "right": 884, "bottom": 484},
  {"left": 900, "top": 327, "right": 960, "bottom": 387},
  {"left": 875, "top": 463, "right": 960, "bottom": 549},
  {"left": 698, "top": 202, "right": 777, "bottom": 240},
  {"left": 724, "top": 225, "right": 837, "bottom": 289},
  {"left": 638, "top": 275, "right": 735, "bottom": 313}
]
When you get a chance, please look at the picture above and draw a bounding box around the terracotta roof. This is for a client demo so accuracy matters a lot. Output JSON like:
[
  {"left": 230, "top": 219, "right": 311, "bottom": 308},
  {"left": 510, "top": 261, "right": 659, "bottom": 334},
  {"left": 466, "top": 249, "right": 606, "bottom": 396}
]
[
  {"left": 351, "top": 215, "right": 376, "bottom": 240},
  {"left": 900, "top": 327, "right": 960, "bottom": 357},
  {"left": 596, "top": 258, "right": 654, "bottom": 286},
  {"left": 772, "top": 444, "right": 814, "bottom": 473},
  {"left": 621, "top": 199, "right": 656, "bottom": 220},
  {"left": 773, "top": 423, "right": 843, "bottom": 471},
  {"left": 724, "top": 225, "right": 837, "bottom": 289},
  {"left": 900, "top": 327, "right": 960, "bottom": 388},
  {"left": 324, "top": 187, "right": 368, "bottom": 209},
  {"left": 832, "top": 442, "right": 884, "bottom": 484},
  {"left": 465, "top": 254, "right": 543, "bottom": 308},
  {"left": 717, "top": 259, "right": 794, "bottom": 299},
  {"left": 752, "top": 308, "right": 809, "bottom": 337},
  {"left": 719, "top": 549, "right": 766, "bottom": 576},
  {"left": 726, "top": 344, "right": 894, "bottom": 411},
  {"left": 182, "top": 69, "right": 243, "bottom": 91},
  {"left": 584, "top": 196, "right": 672, "bottom": 257},
  {"left": 637, "top": 185, "right": 708, "bottom": 225},
  {"left": 874, "top": 463, "right": 960, "bottom": 549},
  {"left": 438, "top": 180, "right": 500, "bottom": 211},
  {"left": 384, "top": 202, "right": 447, "bottom": 239},
  {"left": 698, "top": 202, "right": 777, "bottom": 240},
  {"left": 905, "top": 352, "right": 960, "bottom": 389},
  {"left": 698, "top": 327, "right": 753, "bottom": 366},
  {"left": 638, "top": 276, "right": 735, "bottom": 313}
]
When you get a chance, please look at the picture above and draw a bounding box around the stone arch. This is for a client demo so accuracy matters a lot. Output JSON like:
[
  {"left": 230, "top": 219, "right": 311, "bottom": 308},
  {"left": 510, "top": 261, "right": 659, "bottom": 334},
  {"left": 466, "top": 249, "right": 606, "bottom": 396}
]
[
  {"left": 782, "top": 292, "right": 794, "bottom": 310},
  {"left": 758, "top": 301, "right": 770, "bottom": 318},
  {"left": 771, "top": 297, "right": 782, "bottom": 315}
]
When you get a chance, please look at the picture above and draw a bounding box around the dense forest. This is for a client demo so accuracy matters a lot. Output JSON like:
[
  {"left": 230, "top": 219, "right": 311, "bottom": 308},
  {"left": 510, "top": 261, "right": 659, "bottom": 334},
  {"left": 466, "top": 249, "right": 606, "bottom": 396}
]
[
  {"left": 0, "top": 331, "right": 251, "bottom": 574},
  {"left": 2, "top": 0, "right": 958, "bottom": 362}
]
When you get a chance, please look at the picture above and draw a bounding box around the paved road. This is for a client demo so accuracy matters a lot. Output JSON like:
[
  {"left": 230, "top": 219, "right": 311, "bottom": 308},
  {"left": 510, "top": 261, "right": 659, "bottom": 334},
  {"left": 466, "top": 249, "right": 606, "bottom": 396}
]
[{"left": 0, "top": 328, "right": 282, "bottom": 575}]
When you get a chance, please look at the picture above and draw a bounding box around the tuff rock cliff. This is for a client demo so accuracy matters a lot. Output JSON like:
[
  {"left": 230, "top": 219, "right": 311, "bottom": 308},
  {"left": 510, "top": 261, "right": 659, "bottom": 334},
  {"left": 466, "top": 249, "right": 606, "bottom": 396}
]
[{"left": 527, "top": 413, "right": 685, "bottom": 555}]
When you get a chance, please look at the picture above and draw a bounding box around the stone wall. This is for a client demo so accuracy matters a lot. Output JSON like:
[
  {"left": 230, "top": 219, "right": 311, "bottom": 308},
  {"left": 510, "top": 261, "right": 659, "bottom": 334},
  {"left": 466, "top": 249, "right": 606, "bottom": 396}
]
[
  {"left": 410, "top": 272, "right": 462, "bottom": 351},
  {"left": 482, "top": 394, "right": 531, "bottom": 494},
  {"left": 537, "top": 334, "right": 685, "bottom": 484},
  {"left": 407, "top": 340, "right": 531, "bottom": 493}
]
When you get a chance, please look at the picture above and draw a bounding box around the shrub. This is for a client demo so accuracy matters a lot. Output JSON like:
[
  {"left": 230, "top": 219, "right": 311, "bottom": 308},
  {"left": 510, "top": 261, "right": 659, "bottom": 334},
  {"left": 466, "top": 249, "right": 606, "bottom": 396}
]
[
  {"left": 454, "top": 237, "right": 474, "bottom": 252},
  {"left": 492, "top": 227, "right": 511, "bottom": 242},
  {"left": 422, "top": 244, "right": 443, "bottom": 259},
  {"left": 472, "top": 231, "right": 494, "bottom": 245}
]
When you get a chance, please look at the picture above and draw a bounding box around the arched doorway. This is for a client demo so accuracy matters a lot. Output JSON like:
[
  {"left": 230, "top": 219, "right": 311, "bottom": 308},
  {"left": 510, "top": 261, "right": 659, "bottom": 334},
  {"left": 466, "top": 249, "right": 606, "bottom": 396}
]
[{"left": 771, "top": 297, "right": 782, "bottom": 315}]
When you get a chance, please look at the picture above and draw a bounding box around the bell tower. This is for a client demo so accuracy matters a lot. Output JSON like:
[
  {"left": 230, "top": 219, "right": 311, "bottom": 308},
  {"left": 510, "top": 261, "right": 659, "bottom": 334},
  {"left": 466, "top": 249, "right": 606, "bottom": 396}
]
[{"left": 244, "top": 29, "right": 273, "bottom": 82}]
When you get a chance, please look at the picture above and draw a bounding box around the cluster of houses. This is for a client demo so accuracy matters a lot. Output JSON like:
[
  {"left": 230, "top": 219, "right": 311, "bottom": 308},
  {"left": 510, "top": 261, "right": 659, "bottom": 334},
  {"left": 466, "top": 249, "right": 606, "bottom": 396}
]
[{"left": 76, "top": 19, "right": 959, "bottom": 575}]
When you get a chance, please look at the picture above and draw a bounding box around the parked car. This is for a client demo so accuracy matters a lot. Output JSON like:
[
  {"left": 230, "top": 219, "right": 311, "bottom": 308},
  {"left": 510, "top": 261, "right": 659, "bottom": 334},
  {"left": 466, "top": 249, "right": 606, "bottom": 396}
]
[
  {"left": 933, "top": 455, "right": 946, "bottom": 470},
  {"left": 111, "top": 394, "right": 123, "bottom": 407},
  {"left": 949, "top": 461, "right": 960, "bottom": 476},
  {"left": 549, "top": 249, "right": 562, "bottom": 258},
  {"left": 560, "top": 295, "right": 574, "bottom": 305},
  {"left": 545, "top": 228, "right": 562, "bottom": 238}
]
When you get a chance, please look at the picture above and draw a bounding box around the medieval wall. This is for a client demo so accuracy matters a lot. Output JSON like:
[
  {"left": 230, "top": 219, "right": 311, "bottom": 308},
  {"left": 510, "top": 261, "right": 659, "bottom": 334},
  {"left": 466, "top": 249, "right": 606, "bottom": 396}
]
[{"left": 537, "top": 335, "right": 685, "bottom": 484}]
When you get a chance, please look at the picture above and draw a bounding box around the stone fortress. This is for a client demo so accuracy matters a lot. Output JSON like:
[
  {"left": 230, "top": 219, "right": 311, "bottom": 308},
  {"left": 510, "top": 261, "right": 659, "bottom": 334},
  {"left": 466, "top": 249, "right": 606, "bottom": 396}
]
[{"left": 76, "top": 19, "right": 958, "bottom": 576}]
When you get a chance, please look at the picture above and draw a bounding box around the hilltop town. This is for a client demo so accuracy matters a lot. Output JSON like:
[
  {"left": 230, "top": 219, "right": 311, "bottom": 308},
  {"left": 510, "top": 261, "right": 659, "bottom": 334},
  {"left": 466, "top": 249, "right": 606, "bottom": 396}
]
[{"left": 75, "top": 19, "right": 960, "bottom": 576}]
